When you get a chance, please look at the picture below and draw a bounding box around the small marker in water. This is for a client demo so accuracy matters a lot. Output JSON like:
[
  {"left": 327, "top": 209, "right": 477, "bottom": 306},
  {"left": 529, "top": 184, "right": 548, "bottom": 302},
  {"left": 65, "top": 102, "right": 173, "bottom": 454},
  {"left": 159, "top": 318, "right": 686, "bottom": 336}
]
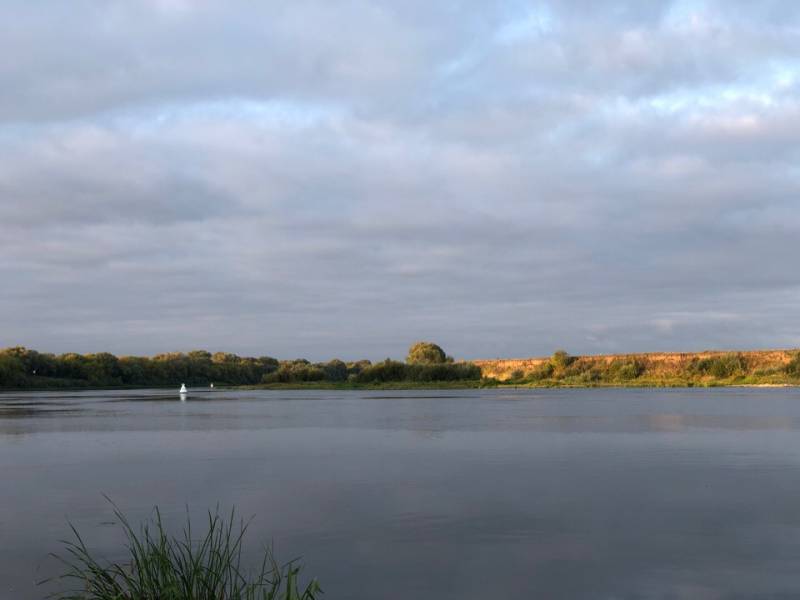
[{"left": 179, "top": 383, "right": 187, "bottom": 393}]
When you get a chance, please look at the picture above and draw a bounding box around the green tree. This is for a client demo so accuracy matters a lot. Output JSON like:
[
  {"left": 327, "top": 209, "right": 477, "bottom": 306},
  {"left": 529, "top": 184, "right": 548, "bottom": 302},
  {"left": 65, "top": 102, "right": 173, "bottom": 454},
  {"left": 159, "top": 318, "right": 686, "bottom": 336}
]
[
  {"left": 257, "top": 356, "right": 280, "bottom": 373},
  {"left": 550, "top": 350, "right": 573, "bottom": 369},
  {"left": 689, "top": 353, "right": 747, "bottom": 379},
  {"left": 356, "top": 359, "right": 408, "bottom": 383},
  {"left": 57, "top": 352, "right": 89, "bottom": 380},
  {"left": 84, "top": 352, "right": 121, "bottom": 385},
  {"left": 0, "top": 352, "right": 26, "bottom": 386},
  {"left": 406, "top": 342, "right": 448, "bottom": 365},
  {"left": 323, "top": 359, "right": 348, "bottom": 382},
  {"left": 786, "top": 352, "right": 800, "bottom": 377},
  {"left": 118, "top": 356, "right": 150, "bottom": 385}
]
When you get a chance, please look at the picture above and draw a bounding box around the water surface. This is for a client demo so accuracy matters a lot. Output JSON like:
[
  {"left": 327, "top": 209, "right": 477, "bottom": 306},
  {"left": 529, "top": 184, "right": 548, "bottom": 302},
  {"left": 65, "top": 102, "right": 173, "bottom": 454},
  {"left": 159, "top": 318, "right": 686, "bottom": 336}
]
[{"left": 3, "top": 387, "right": 800, "bottom": 599}]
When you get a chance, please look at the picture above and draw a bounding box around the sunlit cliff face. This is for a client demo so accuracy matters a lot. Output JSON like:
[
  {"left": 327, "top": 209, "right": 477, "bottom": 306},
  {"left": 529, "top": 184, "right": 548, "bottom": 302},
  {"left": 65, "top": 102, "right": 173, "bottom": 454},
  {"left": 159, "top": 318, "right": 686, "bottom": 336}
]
[{"left": 1, "top": 0, "right": 798, "bottom": 359}]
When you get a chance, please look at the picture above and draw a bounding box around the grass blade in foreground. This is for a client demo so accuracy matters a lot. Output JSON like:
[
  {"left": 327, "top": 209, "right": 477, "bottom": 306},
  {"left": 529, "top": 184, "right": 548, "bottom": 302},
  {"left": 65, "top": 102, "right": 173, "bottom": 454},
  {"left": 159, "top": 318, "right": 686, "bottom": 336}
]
[{"left": 49, "top": 503, "right": 322, "bottom": 600}]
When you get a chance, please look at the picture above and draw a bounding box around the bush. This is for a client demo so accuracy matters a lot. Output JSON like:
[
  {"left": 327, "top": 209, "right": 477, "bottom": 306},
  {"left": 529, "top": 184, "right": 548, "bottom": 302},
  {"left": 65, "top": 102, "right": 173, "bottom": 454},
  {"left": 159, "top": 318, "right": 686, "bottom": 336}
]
[
  {"left": 608, "top": 358, "right": 645, "bottom": 381},
  {"left": 257, "top": 356, "right": 280, "bottom": 373},
  {"left": 355, "top": 359, "right": 408, "bottom": 383},
  {"left": 345, "top": 360, "right": 371, "bottom": 379},
  {"left": 785, "top": 352, "right": 800, "bottom": 377},
  {"left": 575, "top": 369, "right": 601, "bottom": 384},
  {"left": 550, "top": 350, "right": 574, "bottom": 369},
  {"left": 262, "top": 362, "right": 326, "bottom": 384},
  {"left": 563, "top": 359, "right": 592, "bottom": 378},
  {"left": 322, "top": 359, "right": 348, "bottom": 382},
  {"left": 690, "top": 353, "right": 747, "bottom": 379},
  {"left": 355, "top": 359, "right": 481, "bottom": 384},
  {"left": 49, "top": 503, "right": 320, "bottom": 599},
  {"left": 0, "top": 353, "right": 26, "bottom": 386},
  {"left": 527, "top": 363, "right": 555, "bottom": 381},
  {"left": 406, "top": 362, "right": 481, "bottom": 382}
]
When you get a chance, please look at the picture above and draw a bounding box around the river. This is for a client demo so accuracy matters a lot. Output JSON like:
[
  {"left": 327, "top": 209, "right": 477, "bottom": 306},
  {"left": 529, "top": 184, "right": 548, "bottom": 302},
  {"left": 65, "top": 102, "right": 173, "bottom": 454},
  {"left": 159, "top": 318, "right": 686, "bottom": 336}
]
[{"left": 3, "top": 387, "right": 800, "bottom": 599}]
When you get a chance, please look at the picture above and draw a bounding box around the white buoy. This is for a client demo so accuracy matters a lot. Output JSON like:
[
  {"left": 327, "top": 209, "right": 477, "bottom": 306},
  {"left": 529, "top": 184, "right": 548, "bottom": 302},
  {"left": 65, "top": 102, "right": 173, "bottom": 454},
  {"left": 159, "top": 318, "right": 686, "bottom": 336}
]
[
  {"left": 180, "top": 383, "right": 187, "bottom": 393},
  {"left": 210, "top": 382, "right": 214, "bottom": 389}
]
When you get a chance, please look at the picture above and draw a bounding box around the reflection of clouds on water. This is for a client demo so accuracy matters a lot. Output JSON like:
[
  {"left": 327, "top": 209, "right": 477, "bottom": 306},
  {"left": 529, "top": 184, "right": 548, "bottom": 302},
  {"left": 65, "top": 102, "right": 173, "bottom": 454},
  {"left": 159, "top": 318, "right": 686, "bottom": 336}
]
[
  {"left": 5, "top": 387, "right": 800, "bottom": 598},
  {"left": 646, "top": 412, "right": 687, "bottom": 432},
  {"left": 644, "top": 413, "right": 799, "bottom": 432},
  {"left": 410, "top": 427, "right": 446, "bottom": 441},
  {"left": 532, "top": 412, "right": 800, "bottom": 433},
  {"left": 6, "top": 387, "right": 800, "bottom": 435}
]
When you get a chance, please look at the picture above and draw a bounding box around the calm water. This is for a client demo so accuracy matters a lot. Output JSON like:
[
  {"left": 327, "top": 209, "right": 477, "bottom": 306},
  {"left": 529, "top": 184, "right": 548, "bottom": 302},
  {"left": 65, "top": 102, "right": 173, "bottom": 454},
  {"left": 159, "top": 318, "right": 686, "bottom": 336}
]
[{"left": 3, "top": 387, "right": 800, "bottom": 599}]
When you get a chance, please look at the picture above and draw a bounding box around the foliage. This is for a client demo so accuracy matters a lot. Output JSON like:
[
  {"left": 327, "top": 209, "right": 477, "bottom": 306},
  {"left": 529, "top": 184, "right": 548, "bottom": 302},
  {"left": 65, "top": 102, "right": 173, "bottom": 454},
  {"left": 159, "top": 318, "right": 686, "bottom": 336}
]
[
  {"left": 355, "top": 359, "right": 481, "bottom": 383},
  {"left": 322, "top": 359, "right": 348, "bottom": 382},
  {"left": 688, "top": 353, "right": 747, "bottom": 378},
  {"left": 495, "top": 349, "right": 799, "bottom": 387},
  {"left": 0, "top": 346, "right": 284, "bottom": 389},
  {"left": 406, "top": 362, "right": 481, "bottom": 382},
  {"left": 262, "top": 361, "right": 326, "bottom": 384},
  {"left": 355, "top": 359, "right": 409, "bottom": 383},
  {"left": 550, "top": 350, "right": 574, "bottom": 369},
  {"left": 406, "top": 342, "right": 449, "bottom": 365},
  {"left": 0, "top": 342, "right": 479, "bottom": 388},
  {"left": 0, "top": 352, "right": 26, "bottom": 386},
  {"left": 260, "top": 358, "right": 387, "bottom": 384},
  {"left": 785, "top": 352, "right": 800, "bottom": 377},
  {"left": 48, "top": 503, "right": 321, "bottom": 600},
  {"left": 562, "top": 359, "right": 592, "bottom": 378},
  {"left": 607, "top": 358, "right": 646, "bottom": 381},
  {"left": 525, "top": 363, "right": 555, "bottom": 382}
]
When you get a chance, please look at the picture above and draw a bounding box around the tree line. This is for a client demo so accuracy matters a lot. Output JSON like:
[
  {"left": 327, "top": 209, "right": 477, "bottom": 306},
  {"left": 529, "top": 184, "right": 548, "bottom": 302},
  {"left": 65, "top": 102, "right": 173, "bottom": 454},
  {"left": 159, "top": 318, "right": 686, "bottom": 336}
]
[{"left": 0, "top": 342, "right": 482, "bottom": 388}]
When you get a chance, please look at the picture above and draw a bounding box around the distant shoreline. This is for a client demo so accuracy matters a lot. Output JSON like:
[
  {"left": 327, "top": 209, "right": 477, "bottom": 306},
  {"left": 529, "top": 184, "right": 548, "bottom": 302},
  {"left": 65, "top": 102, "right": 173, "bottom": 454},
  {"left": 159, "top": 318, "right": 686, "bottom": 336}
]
[
  {"left": 1, "top": 346, "right": 798, "bottom": 391},
  {"left": 2, "top": 381, "right": 798, "bottom": 393},
  {"left": 474, "top": 348, "right": 800, "bottom": 388}
]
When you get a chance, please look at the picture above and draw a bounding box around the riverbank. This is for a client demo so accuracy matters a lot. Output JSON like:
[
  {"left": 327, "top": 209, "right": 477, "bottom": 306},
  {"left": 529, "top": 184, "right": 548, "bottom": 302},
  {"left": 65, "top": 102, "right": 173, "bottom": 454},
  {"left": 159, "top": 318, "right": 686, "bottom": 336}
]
[
  {"left": 2, "top": 346, "right": 799, "bottom": 391},
  {"left": 246, "top": 379, "right": 799, "bottom": 390},
  {"left": 5, "top": 380, "right": 799, "bottom": 393},
  {"left": 243, "top": 380, "right": 488, "bottom": 390},
  {"left": 3, "top": 374, "right": 799, "bottom": 393},
  {"left": 474, "top": 349, "right": 800, "bottom": 388}
]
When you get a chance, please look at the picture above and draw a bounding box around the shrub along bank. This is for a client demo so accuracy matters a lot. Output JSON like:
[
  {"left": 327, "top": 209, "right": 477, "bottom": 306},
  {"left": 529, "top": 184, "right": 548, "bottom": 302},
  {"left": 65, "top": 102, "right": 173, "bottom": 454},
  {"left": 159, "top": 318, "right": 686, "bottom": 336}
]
[
  {"left": 0, "top": 342, "right": 482, "bottom": 389},
  {"left": 4, "top": 344, "right": 799, "bottom": 390},
  {"left": 478, "top": 349, "right": 800, "bottom": 387}
]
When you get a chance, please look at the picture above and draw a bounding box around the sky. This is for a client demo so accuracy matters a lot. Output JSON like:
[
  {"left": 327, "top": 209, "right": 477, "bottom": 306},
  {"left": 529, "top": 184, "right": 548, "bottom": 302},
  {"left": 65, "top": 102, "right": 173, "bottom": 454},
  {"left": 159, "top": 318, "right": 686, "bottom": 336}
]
[{"left": 1, "top": 0, "right": 799, "bottom": 361}]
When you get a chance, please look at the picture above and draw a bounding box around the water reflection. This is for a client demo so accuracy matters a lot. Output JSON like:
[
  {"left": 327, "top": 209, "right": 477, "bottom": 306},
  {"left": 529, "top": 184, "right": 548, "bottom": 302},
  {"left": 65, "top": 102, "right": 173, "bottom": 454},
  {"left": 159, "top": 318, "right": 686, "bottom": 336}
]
[{"left": 2, "top": 388, "right": 800, "bottom": 599}]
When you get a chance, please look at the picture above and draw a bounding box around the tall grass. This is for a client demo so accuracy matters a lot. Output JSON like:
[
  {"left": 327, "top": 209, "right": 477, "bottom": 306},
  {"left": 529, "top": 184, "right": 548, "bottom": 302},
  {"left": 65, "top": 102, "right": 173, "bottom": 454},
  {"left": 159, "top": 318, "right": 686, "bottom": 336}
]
[{"left": 49, "top": 502, "right": 321, "bottom": 600}]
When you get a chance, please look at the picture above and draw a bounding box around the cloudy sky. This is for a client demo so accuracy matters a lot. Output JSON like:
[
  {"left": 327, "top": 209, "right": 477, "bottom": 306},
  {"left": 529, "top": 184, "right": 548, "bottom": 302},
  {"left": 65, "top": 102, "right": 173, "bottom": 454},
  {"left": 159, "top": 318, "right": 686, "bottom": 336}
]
[{"left": 1, "top": 0, "right": 798, "bottom": 360}]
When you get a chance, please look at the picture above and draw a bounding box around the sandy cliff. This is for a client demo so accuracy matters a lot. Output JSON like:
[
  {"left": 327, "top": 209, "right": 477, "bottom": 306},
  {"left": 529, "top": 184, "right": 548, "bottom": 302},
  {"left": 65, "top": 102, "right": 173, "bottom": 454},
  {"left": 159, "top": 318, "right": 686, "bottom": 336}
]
[{"left": 474, "top": 349, "right": 797, "bottom": 382}]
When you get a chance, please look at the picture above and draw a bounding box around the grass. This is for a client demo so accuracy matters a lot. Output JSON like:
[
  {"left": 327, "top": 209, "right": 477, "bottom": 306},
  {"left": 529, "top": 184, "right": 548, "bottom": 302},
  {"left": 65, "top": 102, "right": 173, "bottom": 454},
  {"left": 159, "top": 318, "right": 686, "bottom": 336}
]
[{"left": 47, "top": 502, "right": 321, "bottom": 600}]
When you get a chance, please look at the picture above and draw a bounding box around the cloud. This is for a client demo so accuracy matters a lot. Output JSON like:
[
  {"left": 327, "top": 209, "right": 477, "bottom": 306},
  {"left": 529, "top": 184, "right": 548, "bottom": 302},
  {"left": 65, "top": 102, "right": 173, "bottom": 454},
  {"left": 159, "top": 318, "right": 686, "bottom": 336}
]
[{"left": 1, "top": 0, "right": 799, "bottom": 358}]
